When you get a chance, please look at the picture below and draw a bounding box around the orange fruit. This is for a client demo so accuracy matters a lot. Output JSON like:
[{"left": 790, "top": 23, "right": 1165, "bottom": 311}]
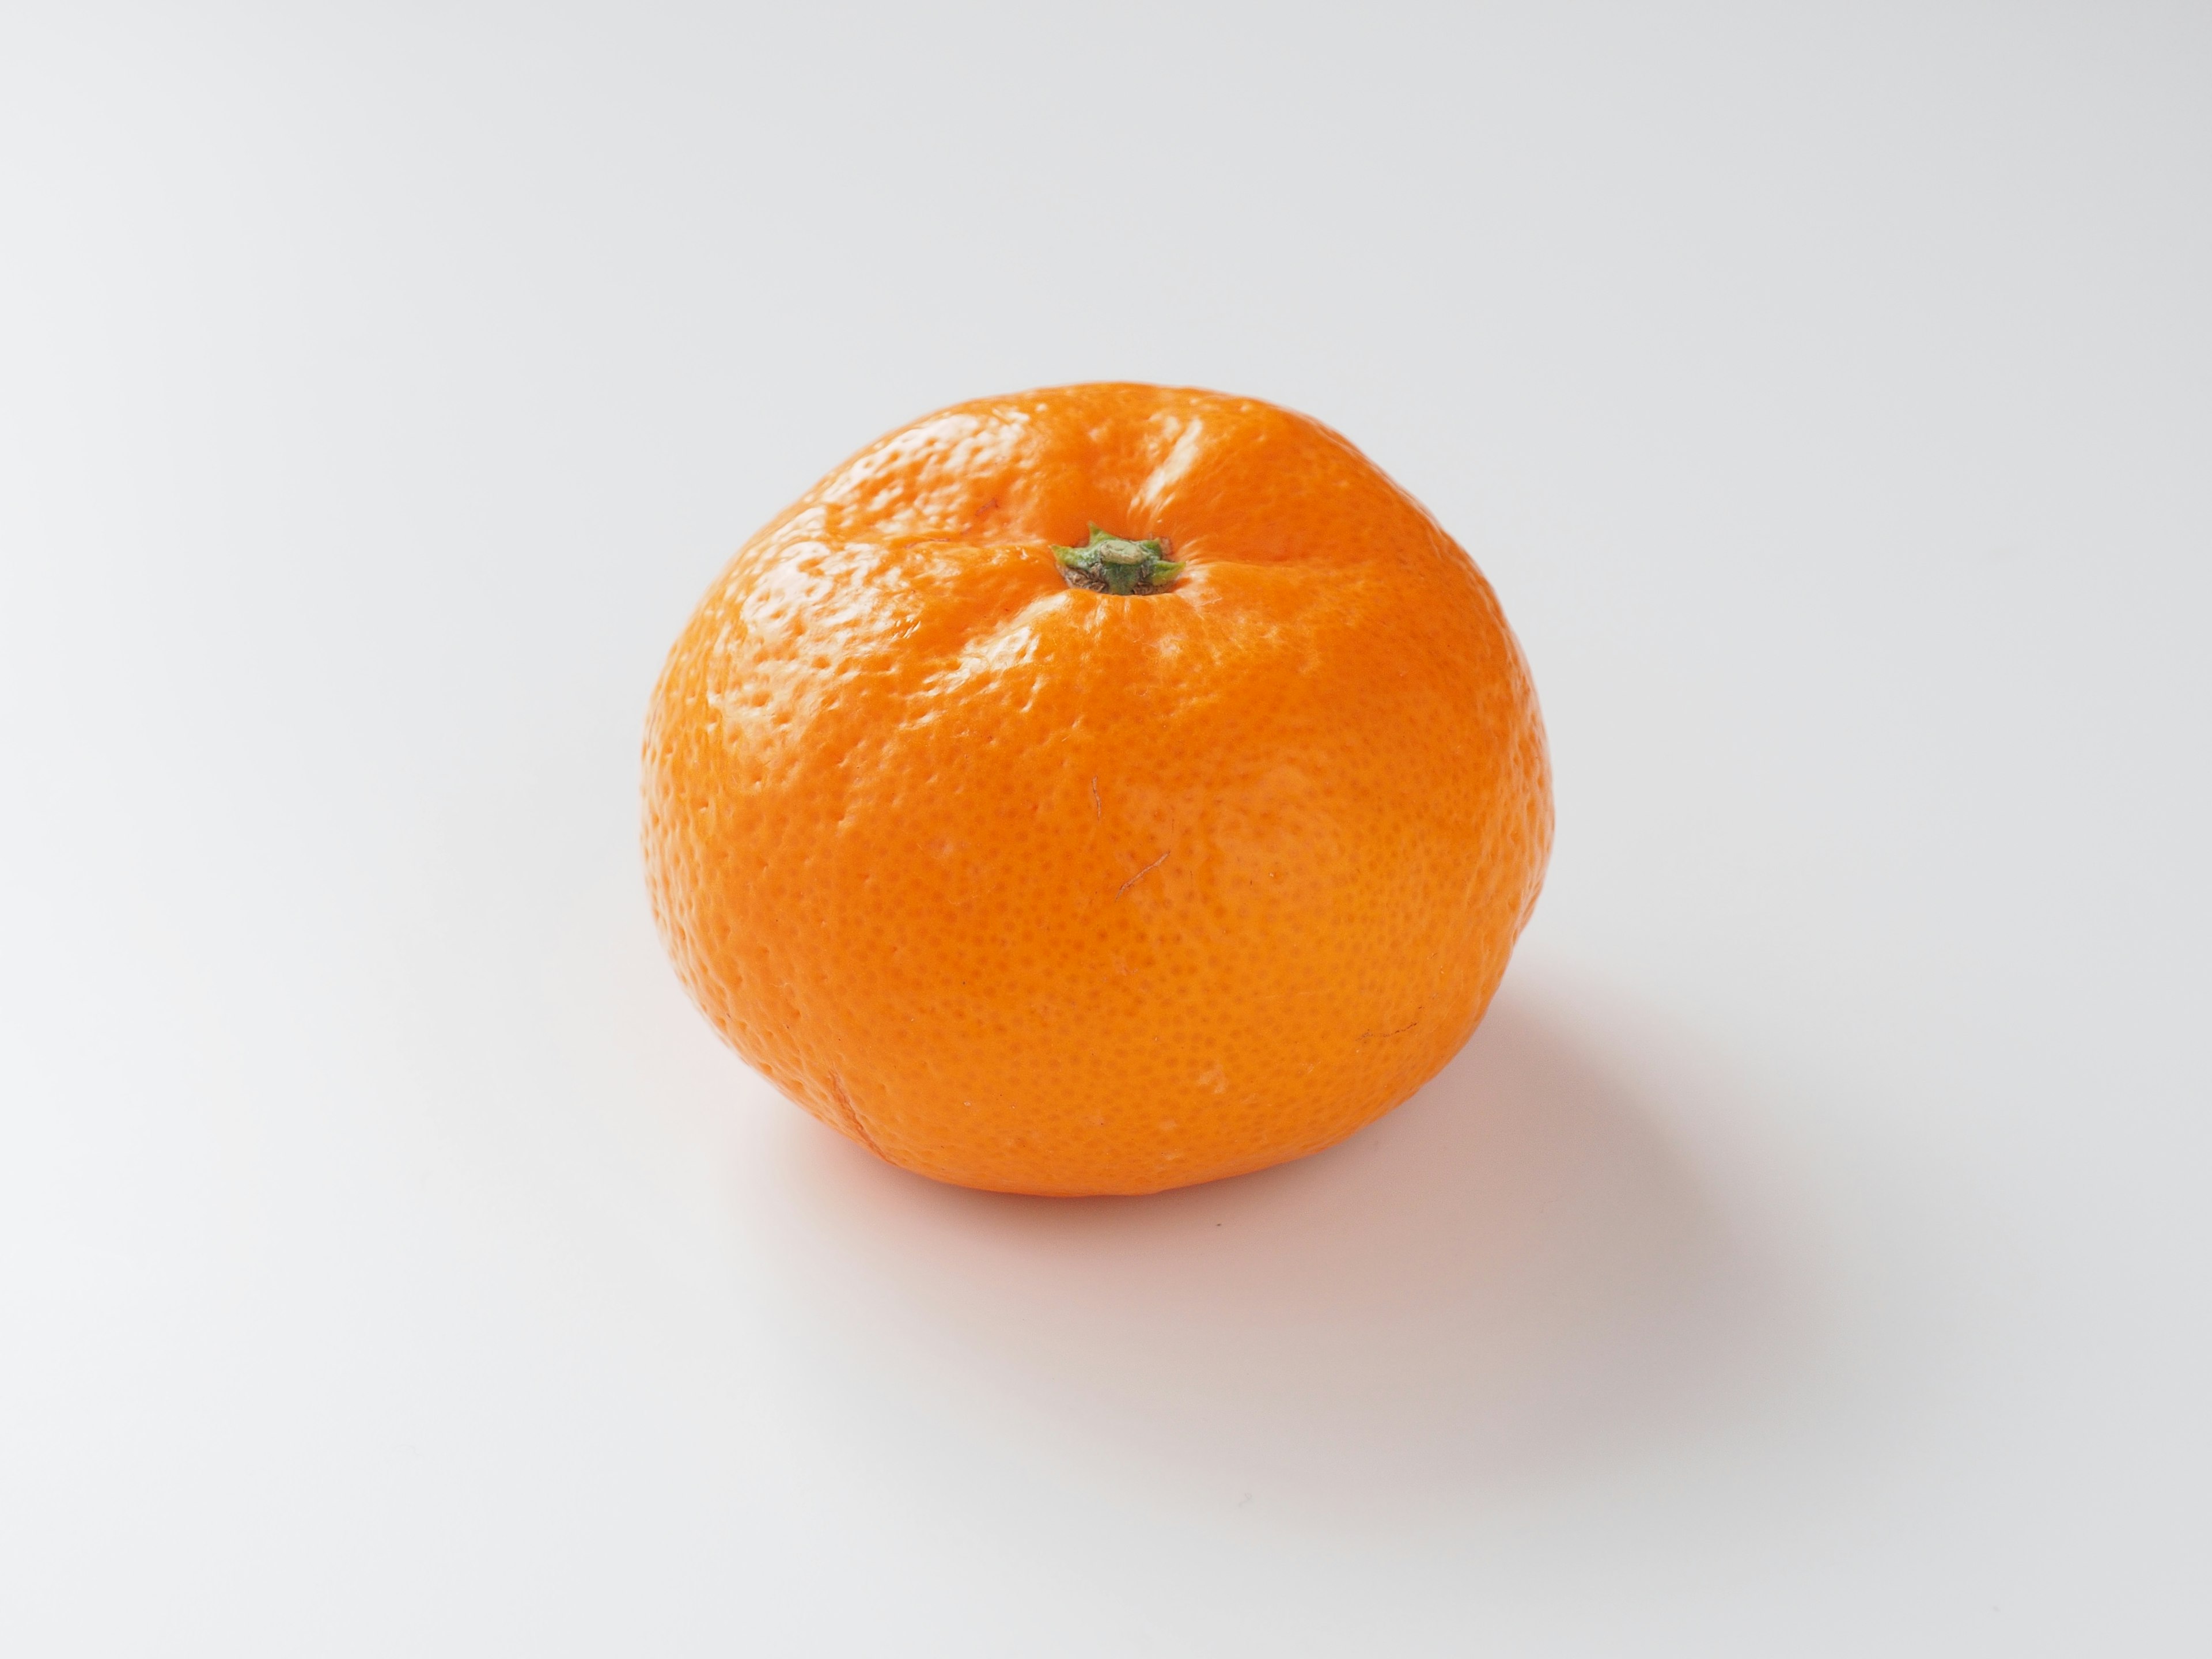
[{"left": 643, "top": 384, "right": 1551, "bottom": 1196}]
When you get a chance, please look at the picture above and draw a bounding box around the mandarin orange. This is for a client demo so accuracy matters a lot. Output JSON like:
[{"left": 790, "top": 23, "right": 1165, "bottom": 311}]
[{"left": 643, "top": 384, "right": 1551, "bottom": 1195}]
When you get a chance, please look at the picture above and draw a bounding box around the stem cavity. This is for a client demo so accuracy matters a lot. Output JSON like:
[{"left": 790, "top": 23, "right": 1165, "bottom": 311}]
[{"left": 1054, "top": 525, "right": 1184, "bottom": 596}]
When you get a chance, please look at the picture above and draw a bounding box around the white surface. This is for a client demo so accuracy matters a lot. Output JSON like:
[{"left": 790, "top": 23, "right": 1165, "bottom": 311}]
[{"left": 4, "top": 3, "right": 2209, "bottom": 1653}]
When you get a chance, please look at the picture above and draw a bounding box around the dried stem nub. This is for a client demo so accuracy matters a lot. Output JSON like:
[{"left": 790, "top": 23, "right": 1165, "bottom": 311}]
[{"left": 1054, "top": 525, "right": 1184, "bottom": 596}]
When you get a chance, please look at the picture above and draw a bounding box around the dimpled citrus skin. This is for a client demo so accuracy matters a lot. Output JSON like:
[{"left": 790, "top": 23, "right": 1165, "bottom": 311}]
[{"left": 643, "top": 384, "right": 1551, "bottom": 1196}]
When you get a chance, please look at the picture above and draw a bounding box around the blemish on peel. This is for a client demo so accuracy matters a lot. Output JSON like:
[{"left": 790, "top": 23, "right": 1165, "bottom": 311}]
[{"left": 1116, "top": 849, "right": 1169, "bottom": 897}]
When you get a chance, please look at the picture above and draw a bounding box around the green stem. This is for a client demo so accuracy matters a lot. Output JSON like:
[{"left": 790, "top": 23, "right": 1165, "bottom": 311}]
[{"left": 1053, "top": 525, "right": 1184, "bottom": 596}]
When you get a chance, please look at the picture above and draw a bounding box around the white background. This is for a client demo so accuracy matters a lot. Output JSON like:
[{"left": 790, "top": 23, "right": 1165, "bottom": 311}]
[{"left": 4, "top": 3, "right": 2208, "bottom": 1653}]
